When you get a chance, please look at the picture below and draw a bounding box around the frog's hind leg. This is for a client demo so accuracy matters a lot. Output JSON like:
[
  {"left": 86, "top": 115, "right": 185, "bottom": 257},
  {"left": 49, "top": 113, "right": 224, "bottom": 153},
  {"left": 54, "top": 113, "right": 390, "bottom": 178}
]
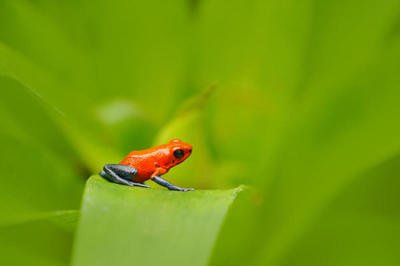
[
  {"left": 151, "top": 175, "right": 194, "bottom": 192},
  {"left": 100, "top": 164, "right": 150, "bottom": 188}
]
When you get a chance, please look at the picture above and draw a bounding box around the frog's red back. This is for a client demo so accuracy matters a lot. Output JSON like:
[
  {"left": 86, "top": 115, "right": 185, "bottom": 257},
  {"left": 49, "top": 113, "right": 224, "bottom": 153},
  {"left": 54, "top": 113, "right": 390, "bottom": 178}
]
[{"left": 120, "top": 139, "right": 192, "bottom": 182}]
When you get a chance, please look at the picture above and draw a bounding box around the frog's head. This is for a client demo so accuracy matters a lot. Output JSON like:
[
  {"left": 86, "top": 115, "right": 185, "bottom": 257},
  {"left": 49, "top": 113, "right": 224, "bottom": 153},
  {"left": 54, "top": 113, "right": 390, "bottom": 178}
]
[{"left": 167, "top": 139, "right": 192, "bottom": 167}]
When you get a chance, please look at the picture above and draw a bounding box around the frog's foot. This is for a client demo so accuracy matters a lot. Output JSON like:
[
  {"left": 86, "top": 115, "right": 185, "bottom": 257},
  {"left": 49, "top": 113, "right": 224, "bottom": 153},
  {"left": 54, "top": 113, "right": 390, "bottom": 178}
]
[
  {"left": 100, "top": 164, "right": 150, "bottom": 188},
  {"left": 151, "top": 176, "right": 194, "bottom": 192}
]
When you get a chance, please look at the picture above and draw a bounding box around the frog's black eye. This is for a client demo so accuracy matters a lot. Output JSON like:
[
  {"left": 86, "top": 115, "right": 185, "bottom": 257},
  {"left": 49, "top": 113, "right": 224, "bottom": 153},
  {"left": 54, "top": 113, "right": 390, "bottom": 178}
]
[{"left": 173, "top": 149, "right": 185, "bottom": 159}]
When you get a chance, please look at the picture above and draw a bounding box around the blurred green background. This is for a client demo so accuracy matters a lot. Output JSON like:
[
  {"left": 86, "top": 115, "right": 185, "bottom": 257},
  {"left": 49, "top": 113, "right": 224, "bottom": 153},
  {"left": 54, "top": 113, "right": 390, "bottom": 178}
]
[{"left": 1, "top": 0, "right": 400, "bottom": 265}]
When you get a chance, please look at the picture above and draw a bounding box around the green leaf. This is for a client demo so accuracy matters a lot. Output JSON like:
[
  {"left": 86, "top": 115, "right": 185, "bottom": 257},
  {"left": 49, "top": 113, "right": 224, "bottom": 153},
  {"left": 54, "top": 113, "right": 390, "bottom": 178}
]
[
  {"left": 0, "top": 76, "right": 83, "bottom": 266},
  {"left": 0, "top": 76, "right": 83, "bottom": 216},
  {"left": 71, "top": 175, "right": 242, "bottom": 266},
  {"left": 208, "top": 0, "right": 400, "bottom": 265},
  {"left": 282, "top": 155, "right": 400, "bottom": 266},
  {"left": 0, "top": 0, "right": 192, "bottom": 162},
  {"left": 0, "top": 40, "right": 121, "bottom": 171},
  {"left": 0, "top": 210, "right": 79, "bottom": 233},
  {"left": 0, "top": 210, "right": 79, "bottom": 266}
]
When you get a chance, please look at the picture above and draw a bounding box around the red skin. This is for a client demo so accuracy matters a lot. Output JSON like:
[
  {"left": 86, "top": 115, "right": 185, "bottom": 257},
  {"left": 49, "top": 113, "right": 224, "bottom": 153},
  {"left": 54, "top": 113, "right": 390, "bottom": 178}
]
[{"left": 120, "top": 139, "right": 192, "bottom": 183}]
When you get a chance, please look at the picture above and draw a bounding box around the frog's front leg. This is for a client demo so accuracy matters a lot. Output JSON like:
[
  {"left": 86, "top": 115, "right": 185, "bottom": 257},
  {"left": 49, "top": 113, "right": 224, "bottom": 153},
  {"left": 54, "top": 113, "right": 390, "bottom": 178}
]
[
  {"left": 151, "top": 176, "right": 194, "bottom": 192},
  {"left": 100, "top": 164, "right": 150, "bottom": 188}
]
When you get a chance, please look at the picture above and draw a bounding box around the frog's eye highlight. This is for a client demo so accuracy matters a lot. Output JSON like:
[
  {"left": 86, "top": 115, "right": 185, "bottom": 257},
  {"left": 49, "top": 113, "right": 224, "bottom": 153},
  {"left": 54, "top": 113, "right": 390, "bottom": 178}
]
[{"left": 173, "top": 149, "right": 185, "bottom": 159}]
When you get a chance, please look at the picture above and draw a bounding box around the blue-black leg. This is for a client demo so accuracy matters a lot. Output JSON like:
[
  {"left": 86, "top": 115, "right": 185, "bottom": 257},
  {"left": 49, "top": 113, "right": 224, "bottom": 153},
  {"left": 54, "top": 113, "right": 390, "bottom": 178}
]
[
  {"left": 151, "top": 176, "right": 194, "bottom": 192},
  {"left": 100, "top": 164, "right": 150, "bottom": 188}
]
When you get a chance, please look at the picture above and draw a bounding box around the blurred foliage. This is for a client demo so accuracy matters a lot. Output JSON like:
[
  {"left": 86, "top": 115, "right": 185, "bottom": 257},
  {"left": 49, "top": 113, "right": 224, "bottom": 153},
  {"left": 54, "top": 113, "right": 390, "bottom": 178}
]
[{"left": 0, "top": 0, "right": 400, "bottom": 266}]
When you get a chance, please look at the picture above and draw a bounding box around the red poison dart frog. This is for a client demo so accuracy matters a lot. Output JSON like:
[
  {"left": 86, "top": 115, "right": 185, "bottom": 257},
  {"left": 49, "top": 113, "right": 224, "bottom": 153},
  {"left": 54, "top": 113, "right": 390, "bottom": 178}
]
[{"left": 100, "top": 139, "right": 194, "bottom": 192}]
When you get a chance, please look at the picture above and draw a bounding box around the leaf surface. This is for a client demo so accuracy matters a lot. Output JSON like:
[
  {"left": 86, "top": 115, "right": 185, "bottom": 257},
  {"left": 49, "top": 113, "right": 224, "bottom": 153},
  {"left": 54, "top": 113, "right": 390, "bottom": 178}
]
[{"left": 72, "top": 176, "right": 242, "bottom": 266}]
